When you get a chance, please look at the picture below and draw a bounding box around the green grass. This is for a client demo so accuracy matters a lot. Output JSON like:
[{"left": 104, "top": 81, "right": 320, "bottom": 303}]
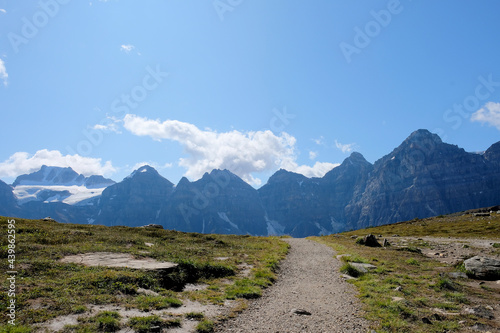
[
  {"left": 128, "top": 315, "right": 181, "bottom": 333},
  {"left": 339, "top": 211, "right": 500, "bottom": 239},
  {"left": 0, "top": 216, "right": 289, "bottom": 330},
  {"left": 313, "top": 234, "right": 480, "bottom": 332},
  {"left": 196, "top": 319, "right": 215, "bottom": 333},
  {"left": 313, "top": 211, "right": 500, "bottom": 332}
]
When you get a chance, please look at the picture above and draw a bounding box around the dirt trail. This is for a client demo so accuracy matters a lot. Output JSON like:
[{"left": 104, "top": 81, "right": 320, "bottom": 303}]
[{"left": 216, "top": 238, "right": 371, "bottom": 333}]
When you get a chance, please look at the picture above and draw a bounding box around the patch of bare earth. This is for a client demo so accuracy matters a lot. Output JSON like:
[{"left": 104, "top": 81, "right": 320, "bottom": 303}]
[{"left": 216, "top": 238, "right": 370, "bottom": 333}]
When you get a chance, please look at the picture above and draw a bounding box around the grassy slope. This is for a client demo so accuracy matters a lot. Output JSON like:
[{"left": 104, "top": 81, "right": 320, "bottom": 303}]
[
  {"left": 314, "top": 211, "right": 500, "bottom": 333},
  {"left": 0, "top": 217, "right": 289, "bottom": 332}
]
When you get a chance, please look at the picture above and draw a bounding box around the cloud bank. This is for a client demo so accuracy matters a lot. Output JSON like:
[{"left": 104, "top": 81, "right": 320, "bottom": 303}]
[
  {"left": 471, "top": 102, "right": 500, "bottom": 130},
  {"left": 0, "top": 149, "right": 115, "bottom": 179},
  {"left": 123, "top": 114, "right": 336, "bottom": 185}
]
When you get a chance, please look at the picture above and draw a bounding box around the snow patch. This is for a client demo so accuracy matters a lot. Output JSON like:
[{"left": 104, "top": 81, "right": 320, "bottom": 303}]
[
  {"left": 217, "top": 212, "right": 239, "bottom": 230},
  {"left": 314, "top": 222, "right": 330, "bottom": 236},
  {"left": 14, "top": 185, "right": 106, "bottom": 205},
  {"left": 265, "top": 216, "right": 285, "bottom": 236}
]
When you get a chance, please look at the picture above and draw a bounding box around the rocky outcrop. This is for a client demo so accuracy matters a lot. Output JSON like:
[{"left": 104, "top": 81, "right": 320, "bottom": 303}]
[
  {"left": 464, "top": 256, "right": 500, "bottom": 280},
  {"left": 0, "top": 180, "right": 18, "bottom": 216}
]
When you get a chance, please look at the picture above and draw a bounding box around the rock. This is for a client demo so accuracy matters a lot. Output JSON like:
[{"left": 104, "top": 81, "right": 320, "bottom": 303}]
[
  {"left": 137, "top": 288, "right": 159, "bottom": 296},
  {"left": 473, "top": 212, "right": 490, "bottom": 217},
  {"left": 363, "top": 234, "right": 381, "bottom": 247},
  {"left": 462, "top": 306, "right": 494, "bottom": 319},
  {"left": 42, "top": 216, "right": 56, "bottom": 222},
  {"left": 383, "top": 238, "right": 391, "bottom": 247},
  {"left": 392, "top": 234, "right": 400, "bottom": 237},
  {"left": 336, "top": 254, "right": 351, "bottom": 260},
  {"left": 448, "top": 272, "right": 468, "bottom": 279},
  {"left": 392, "top": 297, "right": 404, "bottom": 302},
  {"left": 291, "top": 309, "right": 312, "bottom": 316},
  {"left": 471, "top": 323, "right": 494, "bottom": 331},
  {"left": 141, "top": 224, "right": 164, "bottom": 229},
  {"left": 464, "top": 256, "right": 500, "bottom": 280},
  {"left": 60, "top": 252, "right": 178, "bottom": 271},
  {"left": 350, "top": 263, "right": 377, "bottom": 273},
  {"left": 421, "top": 317, "right": 432, "bottom": 324},
  {"left": 394, "top": 286, "right": 402, "bottom": 292}
]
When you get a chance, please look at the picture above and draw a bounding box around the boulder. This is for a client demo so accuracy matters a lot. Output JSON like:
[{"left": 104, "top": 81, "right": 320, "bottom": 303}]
[
  {"left": 141, "top": 224, "right": 164, "bottom": 229},
  {"left": 350, "top": 263, "right": 377, "bottom": 273},
  {"left": 363, "top": 234, "right": 381, "bottom": 247},
  {"left": 464, "top": 256, "right": 500, "bottom": 280}
]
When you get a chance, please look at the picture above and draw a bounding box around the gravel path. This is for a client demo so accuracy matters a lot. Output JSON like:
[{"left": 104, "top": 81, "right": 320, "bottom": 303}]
[{"left": 216, "top": 238, "right": 371, "bottom": 333}]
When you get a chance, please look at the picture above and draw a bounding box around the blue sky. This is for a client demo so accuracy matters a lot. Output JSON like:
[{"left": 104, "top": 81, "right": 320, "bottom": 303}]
[{"left": 1, "top": 0, "right": 500, "bottom": 187}]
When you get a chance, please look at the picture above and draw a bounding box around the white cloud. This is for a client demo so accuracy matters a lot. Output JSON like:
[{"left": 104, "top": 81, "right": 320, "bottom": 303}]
[
  {"left": 335, "top": 140, "right": 355, "bottom": 153},
  {"left": 0, "top": 149, "right": 116, "bottom": 179},
  {"left": 282, "top": 161, "right": 339, "bottom": 178},
  {"left": 92, "top": 115, "right": 122, "bottom": 133},
  {"left": 313, "top": 136, "right": 325, "bottom": 146},
  {"left": 120, "top": 44, "right": 135, "bottom": 53},
  {"left": 309, "top": 151, "right": 318, "bottom": 160},
  {"left": 471, "top": 102, "right": 500, "bottom": 130},
  {"left": 0, "top": 9, "right": 6, "bottom": 14},
  {"left": 0, "top": 58, "right": 8, "bottom": 86},
  {"left": 123, "top": 114, "right": 336, "bottom": 185}
]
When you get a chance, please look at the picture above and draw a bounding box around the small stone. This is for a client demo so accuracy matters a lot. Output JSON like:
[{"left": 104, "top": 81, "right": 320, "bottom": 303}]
[
  {"left": 448, "top": 272, "right": 468, "bottom": 279},
  {"left": 392, "top": 297, "right": 404, "bottom": 302},
  {"left": 394, "top": 286, "right": 402, "bottom": 292},
  {"left": 291, "top": 308, "right": 311, "bottom": 316},
  {"left": 383, "top": 238, "right": 391, "bottom": 247}
]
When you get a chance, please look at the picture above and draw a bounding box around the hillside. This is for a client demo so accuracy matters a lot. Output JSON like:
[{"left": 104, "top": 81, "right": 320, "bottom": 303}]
[
  {"left": 0, "top": 217, "right": 288, "bottom": 332},
  {"left": 316, "top": 208, "right": 500, "bottom": 332}
]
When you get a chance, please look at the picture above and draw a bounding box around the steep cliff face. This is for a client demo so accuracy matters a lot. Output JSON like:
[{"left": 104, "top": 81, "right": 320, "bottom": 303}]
[
  {"left": 323, "top": 152, "right": 373, "bottom": 231},
  {"left": 95, "top": 165, "right": 174, "bottom": 227},
  {"left": 347, "top": 130, "right": 500, "bottom": 229},
  {"left": 0, "top": 180, "right": 17, "bottom": 216},
  {"left": 162, "top": 169, "right": 268, "bottom": 235},
  {"left": 258, "top": 169, "right": 325, "bottom": 236}
]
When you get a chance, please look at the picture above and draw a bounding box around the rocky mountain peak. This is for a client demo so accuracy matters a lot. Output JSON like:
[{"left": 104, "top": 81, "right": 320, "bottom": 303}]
[
  {"left": 484, "top": 141, "right": 500, "bottom": 162},
  {"left": 404, "top": 129, "right": 443, "bottom": 145}
]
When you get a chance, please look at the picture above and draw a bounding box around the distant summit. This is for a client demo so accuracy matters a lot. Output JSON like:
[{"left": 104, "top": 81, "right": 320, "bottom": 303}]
[
  {"left": 13, "top": 165, "right": 115, "bottom": 188},
  {"left": 11, "top": 166, "right": 116, "bottom": 206}
]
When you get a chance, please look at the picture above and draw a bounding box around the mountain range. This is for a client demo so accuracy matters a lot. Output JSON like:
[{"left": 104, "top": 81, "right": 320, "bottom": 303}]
[{"left": 1, "top": 129, "right": 499, "bottom": 237}]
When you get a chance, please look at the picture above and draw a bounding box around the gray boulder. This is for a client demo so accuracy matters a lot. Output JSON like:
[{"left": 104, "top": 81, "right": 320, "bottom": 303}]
[
  {"left": 464, "top": 256, "right": 500, "bottom": 280},
  {"left": 363, "top": 234, "right": 381, "bottom": 247}
]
